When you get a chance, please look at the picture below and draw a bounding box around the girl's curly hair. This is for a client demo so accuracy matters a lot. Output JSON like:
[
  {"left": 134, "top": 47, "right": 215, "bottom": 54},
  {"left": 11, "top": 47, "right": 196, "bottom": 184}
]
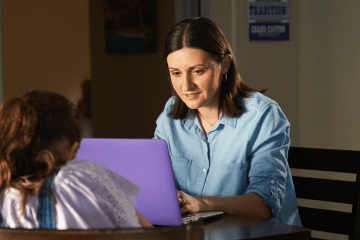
[{"left": 0, "top": 89, "right": 81, "bottom": 224}]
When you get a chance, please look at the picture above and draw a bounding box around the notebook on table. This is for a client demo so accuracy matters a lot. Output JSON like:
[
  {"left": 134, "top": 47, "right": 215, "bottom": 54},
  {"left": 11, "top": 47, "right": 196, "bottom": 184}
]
[{"left": 76, "top": 138, "right": 223, "bottom": 226}]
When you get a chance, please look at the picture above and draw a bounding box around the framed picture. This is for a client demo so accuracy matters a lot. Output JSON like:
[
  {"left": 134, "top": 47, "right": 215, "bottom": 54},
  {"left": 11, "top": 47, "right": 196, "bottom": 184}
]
[{"left": 104, "top": 0, "right": 157, "bottom": 54}]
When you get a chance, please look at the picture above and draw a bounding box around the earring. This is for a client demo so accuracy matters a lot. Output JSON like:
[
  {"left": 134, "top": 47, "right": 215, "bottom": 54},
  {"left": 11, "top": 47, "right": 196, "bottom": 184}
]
[{"left": 222, "top": 74, "right": 227, "bottom": 82}]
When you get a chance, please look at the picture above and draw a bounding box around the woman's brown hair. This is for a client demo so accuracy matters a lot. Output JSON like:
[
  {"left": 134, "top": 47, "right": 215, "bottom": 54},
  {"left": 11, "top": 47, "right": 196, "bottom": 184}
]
[
  {"left": 0, "top": 89, "right": 81, "bottom": 221},
  {"left": 164, "top": 17, "right": 266, "bottom": 119}
]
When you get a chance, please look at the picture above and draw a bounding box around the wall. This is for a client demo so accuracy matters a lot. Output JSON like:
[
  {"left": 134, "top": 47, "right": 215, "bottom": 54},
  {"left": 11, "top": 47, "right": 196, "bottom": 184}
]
[
  {"left": 299, "top": 0, "right": 360, "bottom": 151},
  {"left": 1, "top": 0, "right": 91, "bottom": 105},
  {"left": 89, "top": 0, "right": 175, "bottom": 138},
  {"left": 210, "top": 0, "right": 300, "bottom": 146}
]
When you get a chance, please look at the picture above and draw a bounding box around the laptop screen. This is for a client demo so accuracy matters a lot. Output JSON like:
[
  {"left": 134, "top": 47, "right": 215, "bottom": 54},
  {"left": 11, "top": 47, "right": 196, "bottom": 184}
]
[{"left": 76, "top": 138, "right": 182, "bottom": 226}]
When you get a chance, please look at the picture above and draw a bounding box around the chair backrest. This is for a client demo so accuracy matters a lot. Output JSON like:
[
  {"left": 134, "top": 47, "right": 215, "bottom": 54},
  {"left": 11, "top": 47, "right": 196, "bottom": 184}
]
[
  {"left": 288, "top": 147, "right": 360, "bottom": 240},
  {"left": 0, "top": 224, "right": 204, "bottom": 240}
]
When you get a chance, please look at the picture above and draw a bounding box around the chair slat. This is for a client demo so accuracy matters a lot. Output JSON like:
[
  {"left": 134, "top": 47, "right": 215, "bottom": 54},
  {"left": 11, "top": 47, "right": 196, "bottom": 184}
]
[
  {"left": 298, "top": 207, "right": 354, "bottom": 235},
  {"left": 289, "top": 147, "right": 360, "bottom": 240},
  {"left": 288, "top": 147, "right": 360, "bottom": 173},
  {"left": 293, "top": 176, "right": 357, "bottom": 204}
]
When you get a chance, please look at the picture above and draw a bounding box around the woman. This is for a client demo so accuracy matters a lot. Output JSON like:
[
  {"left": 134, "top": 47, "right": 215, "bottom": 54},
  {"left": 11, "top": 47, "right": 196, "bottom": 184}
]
[
  {"left": 0, "top": 90, "right": 152, "bottom": 229},
  {"left": 154, "top": 17, "right": 302, "bottom": 227}
]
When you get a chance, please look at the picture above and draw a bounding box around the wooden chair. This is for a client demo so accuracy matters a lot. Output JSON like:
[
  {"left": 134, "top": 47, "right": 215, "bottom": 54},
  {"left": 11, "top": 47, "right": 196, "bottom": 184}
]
[
  {"left": 288, "top": 147, "right": 360, "bottom": 240},
  {"left": 0, "top": 223, "right": 204, "bottom": 240}
]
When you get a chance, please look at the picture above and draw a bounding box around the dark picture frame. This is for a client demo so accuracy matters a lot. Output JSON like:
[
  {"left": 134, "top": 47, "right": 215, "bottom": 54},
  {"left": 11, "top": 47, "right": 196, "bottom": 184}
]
[{"left": 104, "top": 0, "right": 157, "bottom": 54}]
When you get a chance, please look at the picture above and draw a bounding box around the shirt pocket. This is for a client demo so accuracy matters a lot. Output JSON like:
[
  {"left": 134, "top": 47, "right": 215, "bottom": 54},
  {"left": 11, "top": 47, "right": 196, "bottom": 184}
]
[
  {"left": 170, "top": 155, "right": 192, "bottom": 191},
  {"left": 206, "top": 162, "right": 247, "bottom": 196}
]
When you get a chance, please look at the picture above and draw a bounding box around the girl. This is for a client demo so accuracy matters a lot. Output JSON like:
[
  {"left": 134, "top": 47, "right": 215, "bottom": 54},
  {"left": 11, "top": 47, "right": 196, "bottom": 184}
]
[{"left": 0, "top": 89, "right": 152, "bottom": 229}]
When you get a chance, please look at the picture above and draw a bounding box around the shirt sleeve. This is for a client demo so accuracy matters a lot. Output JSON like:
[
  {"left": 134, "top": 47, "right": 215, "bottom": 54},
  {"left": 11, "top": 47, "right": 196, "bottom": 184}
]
[
  {"left": 154, "top": 115, "right": 165, "bottom": 140},
  {"left": 245, "top": 103, "right": 290, "bottom": 219},
  {"left": 61, "top": 160, "right": 141, "bottom": 228},
  {"left": 153, "top": 97, "right": 175, "bottom": 140}
]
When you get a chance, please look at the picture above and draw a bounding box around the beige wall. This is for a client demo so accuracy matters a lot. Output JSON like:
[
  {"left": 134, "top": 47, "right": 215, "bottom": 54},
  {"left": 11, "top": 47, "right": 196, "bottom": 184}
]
[
  {"left": 299, "top": 0, "right": 360, "bottom": 151},
  {"left": 89, "top": 0, "right": 174, "bottom": 138},
  {"left": 1, "top": 0, "right": 91, "bottom": 105}
]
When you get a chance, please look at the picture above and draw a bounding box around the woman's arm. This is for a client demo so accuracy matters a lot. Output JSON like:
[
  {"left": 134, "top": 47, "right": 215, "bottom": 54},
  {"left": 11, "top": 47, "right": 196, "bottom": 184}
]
[
  {"left": 178, "top": 191, "right": 271, "bottom": 220},
  {"left": 135, "top": 210, "right": 154, "bottom": 228}
]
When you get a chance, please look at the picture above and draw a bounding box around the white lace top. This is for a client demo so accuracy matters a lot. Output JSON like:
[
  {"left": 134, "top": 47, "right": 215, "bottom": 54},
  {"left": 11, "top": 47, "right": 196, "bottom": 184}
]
[{"left": 0, "top": 159, "right": 141, "bottom": 229}]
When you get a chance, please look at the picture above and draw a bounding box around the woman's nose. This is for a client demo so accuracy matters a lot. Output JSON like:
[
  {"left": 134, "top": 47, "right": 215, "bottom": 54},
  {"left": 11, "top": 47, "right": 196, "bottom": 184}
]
[{"left": 182, "top": 74, "right": 194, "bottom": 90}]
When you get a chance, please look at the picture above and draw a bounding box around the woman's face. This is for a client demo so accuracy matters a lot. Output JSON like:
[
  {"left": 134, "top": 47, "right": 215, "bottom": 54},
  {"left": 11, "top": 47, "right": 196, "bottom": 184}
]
[{"left": 167, "top": 47, "right": 225, "bottom": 111}]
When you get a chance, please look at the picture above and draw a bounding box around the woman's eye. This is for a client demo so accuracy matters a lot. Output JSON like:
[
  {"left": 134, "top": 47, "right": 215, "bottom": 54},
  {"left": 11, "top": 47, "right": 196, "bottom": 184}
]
[
  {"left": 193, "top": 69, "right": 204, "bottom": 75},
  {"left": 171, "top": 72, "right": 181, "bottom": 76}
]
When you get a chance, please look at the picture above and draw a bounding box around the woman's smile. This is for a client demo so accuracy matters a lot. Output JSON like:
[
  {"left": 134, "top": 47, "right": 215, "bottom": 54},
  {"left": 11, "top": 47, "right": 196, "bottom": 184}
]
[{"left": 184, "top": 92, "right": 201, "bottom": 99}]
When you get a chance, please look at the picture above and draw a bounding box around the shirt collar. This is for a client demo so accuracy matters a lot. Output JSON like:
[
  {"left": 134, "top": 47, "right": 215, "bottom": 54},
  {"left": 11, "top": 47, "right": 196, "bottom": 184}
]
[
  {"left": 218, "top": 112, "right": 237, "bottom": 128},
  {"left": 182, "top": 110, "right": 196, "bottom": 130}
]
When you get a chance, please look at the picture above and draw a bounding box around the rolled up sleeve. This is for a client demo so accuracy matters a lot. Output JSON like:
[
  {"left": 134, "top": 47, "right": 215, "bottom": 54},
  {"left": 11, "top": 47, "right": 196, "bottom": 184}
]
[{"left": 245, "top": 103, "right": 290, "bottom": 218}]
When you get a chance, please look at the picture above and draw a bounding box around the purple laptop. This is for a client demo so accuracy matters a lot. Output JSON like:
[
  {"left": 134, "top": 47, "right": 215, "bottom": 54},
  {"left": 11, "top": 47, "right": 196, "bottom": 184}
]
[{"left": 76, "top": 138, "right": 182, "bottom": 226}]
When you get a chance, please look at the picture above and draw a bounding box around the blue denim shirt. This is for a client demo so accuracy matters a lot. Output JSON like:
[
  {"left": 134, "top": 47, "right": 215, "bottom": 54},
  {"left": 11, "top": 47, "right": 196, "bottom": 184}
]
[{"left": 154, "top": 92, "right": 302, "bottom": 227}]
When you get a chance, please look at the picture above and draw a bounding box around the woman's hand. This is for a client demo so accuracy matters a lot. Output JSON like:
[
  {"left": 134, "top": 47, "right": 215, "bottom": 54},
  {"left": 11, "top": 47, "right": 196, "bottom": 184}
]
[
  {"left": 177, "top": 190, "right": 203, "bottom": 214},
  {"left": 176, "top": 191, "right": 272, "bottom": 220}
]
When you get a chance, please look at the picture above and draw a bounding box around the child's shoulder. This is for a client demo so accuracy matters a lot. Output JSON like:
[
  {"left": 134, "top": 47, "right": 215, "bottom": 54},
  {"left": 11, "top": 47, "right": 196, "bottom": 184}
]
[
  {"left": 58, "top": 159, "right": 140, "bottom": 195},
  {"left": 62, "top": 159, "right": 103, "bottom": 170},
  {"left": 57, "top": 159, "right": 105, "bottom": 183}
]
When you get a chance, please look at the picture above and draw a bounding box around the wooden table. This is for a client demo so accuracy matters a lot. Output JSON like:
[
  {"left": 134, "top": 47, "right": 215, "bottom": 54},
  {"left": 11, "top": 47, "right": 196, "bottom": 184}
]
[
  {"left": 187, "top": 213, "right": 311, "bottom": 240},
  {"left": 0, "top": 214, "right": 310, "bottom": 240}
]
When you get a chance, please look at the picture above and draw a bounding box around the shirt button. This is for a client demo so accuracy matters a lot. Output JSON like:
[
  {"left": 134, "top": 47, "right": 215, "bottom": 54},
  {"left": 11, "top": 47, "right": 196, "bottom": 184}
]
[
  {"left": 203, "top": 169, "right": 207, "bottom": 173},
  {"left": 271, "top": 180, "right": 275, "bottom": 184}
]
